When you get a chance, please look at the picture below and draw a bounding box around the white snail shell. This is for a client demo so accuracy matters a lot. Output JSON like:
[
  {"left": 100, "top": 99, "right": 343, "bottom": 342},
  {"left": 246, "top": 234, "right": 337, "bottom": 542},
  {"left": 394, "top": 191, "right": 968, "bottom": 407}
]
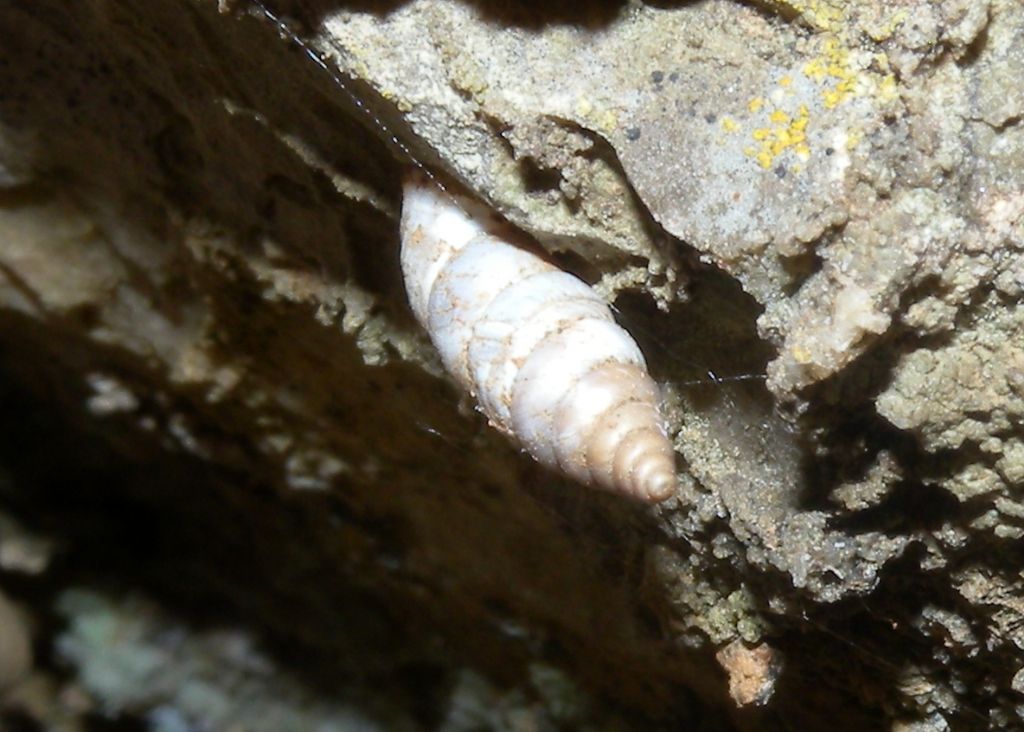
[{"left": 400, "top": 172, "right": 677, "bottom": 503}]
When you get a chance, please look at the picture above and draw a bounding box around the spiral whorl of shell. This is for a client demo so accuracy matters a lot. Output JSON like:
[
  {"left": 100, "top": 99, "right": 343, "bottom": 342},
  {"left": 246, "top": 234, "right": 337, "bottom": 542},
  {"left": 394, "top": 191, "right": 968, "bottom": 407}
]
[{"left": 400, "top": 172, "right": 676, "bottom": 503}]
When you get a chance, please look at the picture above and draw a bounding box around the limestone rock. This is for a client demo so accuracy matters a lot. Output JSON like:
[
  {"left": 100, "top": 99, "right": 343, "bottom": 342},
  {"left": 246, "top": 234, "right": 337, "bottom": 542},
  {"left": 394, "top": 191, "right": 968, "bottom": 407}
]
[{"left": 0, "top": 0, "right": 1021, "bottom": 729}]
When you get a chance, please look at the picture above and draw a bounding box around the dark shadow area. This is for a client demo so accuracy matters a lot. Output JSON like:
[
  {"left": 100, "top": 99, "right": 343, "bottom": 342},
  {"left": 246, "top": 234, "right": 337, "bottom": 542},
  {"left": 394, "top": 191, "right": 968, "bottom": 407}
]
[
  {"left": 828, "top": 478, "right": 965, "bottom": 535},
  {"left": 0, "top": 290, "right": 705, "bottom": 730},
  {"left": 264, "top": 0, "right": 718, "bottom": 30},
  {"left": 0, "top": 352, "right": 683, "bottom": 727},
  {"left": 616, "top": 262, "right": 773, "bottom": 410},
  {"left": 262, "top": 0, "right": 632, "bottom": 31},
  {"left": 762, "top": 540, "right": 1006, "bottom": 732},
  {"left": 793, "top": 324, "right": 938, "bottom": 511},
  {"left": 793, "top": 276, "right": 1016, "bottom": 527},
  {"left": 804, "top": 542, "right": 1020, "bottom": 730}
]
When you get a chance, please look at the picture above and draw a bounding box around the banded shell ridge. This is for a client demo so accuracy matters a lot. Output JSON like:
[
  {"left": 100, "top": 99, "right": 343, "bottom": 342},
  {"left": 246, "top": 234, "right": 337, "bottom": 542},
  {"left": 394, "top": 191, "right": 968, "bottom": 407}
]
[{"left": 399, "top": 171, "right": 677, "bottom": 503}]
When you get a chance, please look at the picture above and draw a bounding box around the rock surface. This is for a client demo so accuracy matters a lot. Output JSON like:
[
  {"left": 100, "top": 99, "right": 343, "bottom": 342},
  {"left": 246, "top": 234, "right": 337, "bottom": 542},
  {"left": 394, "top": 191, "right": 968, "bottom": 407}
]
[{"left": 0, "top": 0, "right": 1021, "bottom": 729}]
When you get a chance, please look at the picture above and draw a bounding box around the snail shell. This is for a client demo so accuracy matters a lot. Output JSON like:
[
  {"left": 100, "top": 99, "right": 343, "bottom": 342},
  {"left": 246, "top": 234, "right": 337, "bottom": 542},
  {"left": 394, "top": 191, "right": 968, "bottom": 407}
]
[{"left": 400, "top": 172, "right": 676, "bottom": 503}]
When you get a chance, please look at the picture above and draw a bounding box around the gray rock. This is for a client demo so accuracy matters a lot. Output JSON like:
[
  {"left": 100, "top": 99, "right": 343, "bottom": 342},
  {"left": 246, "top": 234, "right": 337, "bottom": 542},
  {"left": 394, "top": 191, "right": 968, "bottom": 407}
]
[{"left": 0, "top": 0, "right": 1021, "bottom": 728}]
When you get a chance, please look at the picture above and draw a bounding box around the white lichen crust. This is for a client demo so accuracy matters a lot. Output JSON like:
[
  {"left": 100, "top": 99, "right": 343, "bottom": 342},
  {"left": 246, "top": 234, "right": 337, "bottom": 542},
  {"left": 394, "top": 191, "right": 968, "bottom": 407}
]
[{"left": 400, "top": 172, "right": 676, "bottom": 503}]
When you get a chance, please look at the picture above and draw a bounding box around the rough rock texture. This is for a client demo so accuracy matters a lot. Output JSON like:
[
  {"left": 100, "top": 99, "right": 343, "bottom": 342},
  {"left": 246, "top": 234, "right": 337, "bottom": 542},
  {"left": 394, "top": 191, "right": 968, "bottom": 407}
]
[{"left": 0, "top": 0, "right": 1021, "bottom": 729}]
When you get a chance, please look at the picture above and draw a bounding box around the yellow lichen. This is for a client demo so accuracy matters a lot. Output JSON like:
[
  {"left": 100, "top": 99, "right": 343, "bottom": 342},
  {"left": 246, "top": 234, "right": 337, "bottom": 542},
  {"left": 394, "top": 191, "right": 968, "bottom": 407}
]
[
  {"left": 866, "top": 9, "right": 909, "bottom": 42},
  {"left": 802, "top": 35, "right": 899, "bottom": 112},
  {"left": 748, "top": 97, "right": 765, "bottom": 113},
  {"left": 803, "top": 37, "right": 858, "bottom": 109},
  {"left": 599, "top": 109, "right": 618, "bottom": 133},
  {"left": 721, "top": 116, "right": 740, "bottom": 133},
  {"left": 747, "top": 100, "right": 812, "bottom": 169},
  {"left": 792, "top": 107, "right": 809, "bottom": 133},
  {"left": 770, "top": 0, "right": 845, "bottom": 32},
  {"left": 760, "top": 0, "right": 899, "bottom": 164},
  {"left": 878, "top": 74, "right": 898, "bottom": 102}
]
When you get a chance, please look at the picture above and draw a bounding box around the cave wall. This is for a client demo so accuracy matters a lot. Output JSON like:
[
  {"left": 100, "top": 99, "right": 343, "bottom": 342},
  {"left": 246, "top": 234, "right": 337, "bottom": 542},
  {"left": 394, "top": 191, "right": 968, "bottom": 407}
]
[{"left": 0, "top": 1, "right": 1022, "bottom": 730}]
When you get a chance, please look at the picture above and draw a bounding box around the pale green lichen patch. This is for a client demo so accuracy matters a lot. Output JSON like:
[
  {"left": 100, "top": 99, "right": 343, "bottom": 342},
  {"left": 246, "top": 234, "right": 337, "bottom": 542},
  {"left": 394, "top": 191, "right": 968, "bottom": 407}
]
[{"left": 56, "top": 589, "right": 393, "bottom": 732}]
